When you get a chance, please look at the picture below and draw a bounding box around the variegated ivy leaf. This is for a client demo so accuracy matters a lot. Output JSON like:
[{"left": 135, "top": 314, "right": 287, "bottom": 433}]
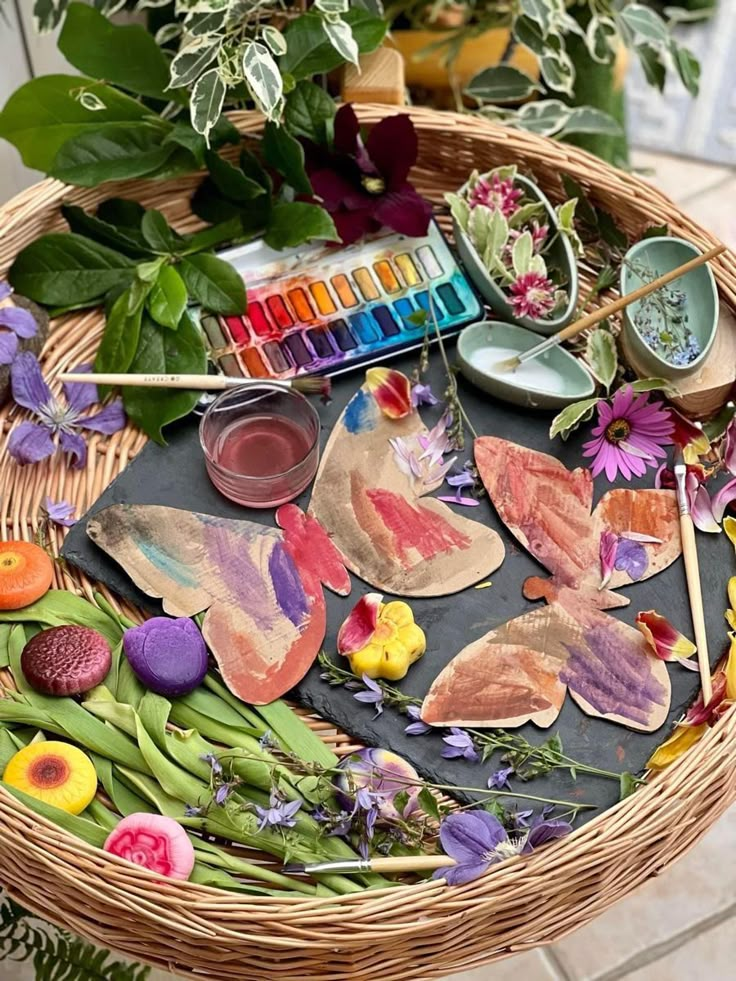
[
  {"left": 549, "top": 397, "right": 601, "bottom": 441},
  {"left": 137, "top": 0, "right": 173, "bottom": 9},
  {"left": 585, "top": 327, "right": 618, "bottom": 391},
  {"left": 629, "top": 377, "right": 678, "bottom": 396},
  {"left": 187, "top": 11, "right": 227, "bottom": 36},
  {"left": 155, "top": 23, "right": 183, "bottom": 45},
  {"left": 445, "top": 193, "right": 470, "bottom": 233},
  {"left": 176, "top": 0, "right": 228, "bottom": 13},
  {"left": 76, "top": 90, "right": 107, "bottom": 112},
  {"left": 322, "top": 18, "right": 360, "bottom": 68},
  {"left": 540, "top": 49, "right": 575, "bottom": 96},
  {"left": 555, "top": 199, "right": 584, "bottom": 257},
  {"left": 508, "top": 201, "right": 545, "bottom": 229},
  {"left": 514, "top": 99, "right": 571, "bottom": 137},
  {"left": 518, "top": 0, "right": 552, "bottom": 34},
  {"left": 487, "top": 208, "right": 509, "bottom": 260},
  {"left": 559, "top": 107, "right": 622, "bottom": 139},
  {"left": 169, "top": 35, "right": 220, "bottom": 89},
  {"left": 512, "top": 231, "right": 533, "bottom": 278},
  {"left": 96, "top": 0, "right": 127, "bottom": 14},
  {"left": 585, "top": 16, "right": 618, "bottom": 64},
  {"left": 190, "top": 68, "right": 226, "bottom": 146},
  {"left": 618, "top": 4, "right": 669, "bottom": 46},
  {"left": 262, "top": 26, "right": 288, "bottom": 57},
  {"left": 315, "top": 0, "right": 349, "bottom": 12},
  {"left": 242, "top": 41, "right": 284, "bottom": 122}
]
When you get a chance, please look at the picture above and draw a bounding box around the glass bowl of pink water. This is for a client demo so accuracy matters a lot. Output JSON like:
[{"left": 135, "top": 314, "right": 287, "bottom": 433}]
[{"left": 199, "top": 385, "right": 320, "bottom": 508}]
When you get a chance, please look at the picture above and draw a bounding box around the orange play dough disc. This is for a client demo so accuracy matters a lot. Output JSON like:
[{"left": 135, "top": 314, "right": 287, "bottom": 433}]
[{"left": 0, "top": 541, "right": 53, "bottom": 610}]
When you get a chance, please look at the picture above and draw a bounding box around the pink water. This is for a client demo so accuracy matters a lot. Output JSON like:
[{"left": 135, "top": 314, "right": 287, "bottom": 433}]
[{"left": 216, "top": 414, "right": 313, "bottom": 477}]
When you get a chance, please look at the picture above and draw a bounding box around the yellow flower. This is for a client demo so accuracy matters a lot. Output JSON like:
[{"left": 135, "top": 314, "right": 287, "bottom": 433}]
[
  {"left": 726, "top": 633, "right": 736, "bottom": 701},
  {"left": 727, "top": 577, "right": 736, "bottom": 631},
  {"left": 337, "top": 592, "right": 426, "bottom": 681},
  {"left": 647, "top": 723, "right": 707, "bottom": 770},
  {"left": 3, "top": 741, "right": 97, "bottom": 814}
]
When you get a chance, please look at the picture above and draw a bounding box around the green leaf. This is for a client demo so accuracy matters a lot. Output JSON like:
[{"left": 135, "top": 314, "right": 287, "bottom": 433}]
[
  {"left": 8, "top": 233, "right": 135, "bottom": 306},
  {"left": 141, "top": 209, "right": 185, "bottom": 255},
  {"left": 242, "top": 40, "right": 283, "bottom": 121},
  {"left": 559, "top": 106, "right": 622, "bottom": 138},
  {"left": 0, "top": 74, "right": 150, "bottom": 172},
  {"left": 597, "top": 210, "right": 628, "bottom": 251},
  {"left": 671, "top": 43, "right": 700, "bottom": 97},
  {"left": 190, "top": 68, "right": 227, "bottom": 145},
  {"left": 549, "top": 397, "right": 601, "bottom": 441},
  {"left": 418, "top": 786, "right": 441, "bottom": 822},
  {"left": 262, "top": 122, "right": 312, "bottom": 195},
  {"left": 122, "top": 312, "right": 207, "bottom": 444},
  {"left": 322, "top": 17, "right": 360, "bottom": 68},
  {"left": 642, "top": 223, "right": 669, "bottom": 240},
  {"left": 206, "top": 149, "right": 267, "bottom": 201},
  {"left": 164, "top": 122, "right": 207, "bottom": 168},
  {"left": 585, "top": 328, "right": 618, "bottom": 390},
  {"left": 465, "top": 65, "right": 540, "bottom": 104},
  {"left": 97, "top": 197, "right": 146, "bottom": 232},
  {"left": 619, "top": 4, "right": 669, "bottom": 44},
  {"left": 147, "top": 266, "right": 188, "bottom": 331},
  {"left": 512, "top": 15, "right": 548, "bottom": 56},
  {"left": 512, "top": 231, "right": 533, "bottom": 277},
  {"left": 50, "top": 122, "right": 174, "bottom": 186},
  {"left": 519, "top": 0, "right": 552, "bottom": 34},
  {"left": 636, "top": 44, "right": 666, "bottom": 92},
  {"left": 619, "top": 771, "right": 638, "bottom": 800},
  {"left": 281, "top": 10, "right": 386, "bottom": 80},
  {"left": 627, "top": 377, "right": 677, "bottom": 395},
  {"left": 561, "top": 174, "right": 597, "bottom": 227},
  {"left": 181, "top": 217, "right": 245, "bottom": 255},
  {"left": 60, "top": 204, "right": 150, "bottom": 258},
  {"left": 95, "top": 286, "right": 145, "bottom": 375},
  {"left": 284, "top": 80, "right": 336, "bottom": 143},
  {"left": 514, "top": 99, "right": 571, "bottom": 136},
  {"left": 392, "top": 789, "right": 410, "bottom": 816},
  {"left": 179, "top": 253, "right": 246, "bottom": 315},
  {"left": 264, "top": 202, "right": 338, "bottom": 250},
  {"left": 58, "top": 3, "right": 173, "bottom": 101}
]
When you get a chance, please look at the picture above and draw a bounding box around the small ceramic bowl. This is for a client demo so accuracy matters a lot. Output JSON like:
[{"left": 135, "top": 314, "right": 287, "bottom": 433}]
[
  {"left": 621, "top": 236, "right": 719, "bottom": 378},
  {"left": 199, "top": 386, "right": 320, "bottom": 508},
  {"left": 457, "top": 321, "right": 596, "bottom": 410},
  {"left": 452, "top": 174, "right": 579, "bottom": 336}
]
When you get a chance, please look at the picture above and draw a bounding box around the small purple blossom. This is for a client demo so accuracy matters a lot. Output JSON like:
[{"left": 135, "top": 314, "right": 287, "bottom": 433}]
[
  {"left": 326, "top": 811, "right": 353, "bottom": 837},
  {"left": 184, "top": 804, "right": 203, "bottom": 817},
  {"left": 404, "top": 704, "right": 431, "bottom": 736},
  {"left": 487, "top": 766, "right": 514, "bottom": 790},
  {"left": 353, "top": 674, "right": 384, "bottom": 718},
  {"left": 511, "top": 808, "right": 534, "bottom": 830},
  {"left": 441, "top": 727, "right": 480, "bottom": 762},
  {"left": 201, "top": 752, "right": 223, "bottom": 775},
  {"left": 613, "top": 538, "right": 648, "bottom": 580},
  {"left": 258, "top": 730, "right": 276, "bottom": 750},
  {"left": 438, "top": 465, "right": 480, "bottom": 507},
  {"left": 214, "top": 783, "right": 232, "bottom": 805},
  {"left": 7, "top": 353, "right": 125, "bottom": 469},
  {"left": 0, "top": 283, "right": 37, "bottom": 366},
  {"left": 43, "top": 497, "right": 76, "bottom": 527},
  {"left": 255, "top": 793, "right": 302, "bottom": 832},
  {"left": 411, "top": 383, "right": 438, "bottom": 408}
]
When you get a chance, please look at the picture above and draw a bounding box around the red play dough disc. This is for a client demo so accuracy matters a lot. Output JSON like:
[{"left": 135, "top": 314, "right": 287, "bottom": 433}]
[{"left": 21, "top": 625, "right": 112, "bottom": 696}]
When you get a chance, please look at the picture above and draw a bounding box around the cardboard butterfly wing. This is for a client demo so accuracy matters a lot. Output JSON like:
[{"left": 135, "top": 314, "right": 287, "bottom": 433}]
[
  {"left": 422, "top": 438, "right": 681, "bottom": 732},
  {"left": 309, "top": 380, "right": 505, "bottom": 596},
  {"left": 86, "top": 503, "right": 350, "bottom": 704}
]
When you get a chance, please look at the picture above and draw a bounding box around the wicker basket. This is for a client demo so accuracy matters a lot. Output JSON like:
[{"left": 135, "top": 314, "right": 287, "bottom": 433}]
[{"left": 0, "top": 107, "right": 735, "bottom": 981}]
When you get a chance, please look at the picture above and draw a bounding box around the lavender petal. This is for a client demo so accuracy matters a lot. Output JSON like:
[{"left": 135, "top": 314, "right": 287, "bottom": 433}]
[
  {"left": 10, "top": 352, "right": 52, "bottom": 412},
  {"left": 77, "top": 399, "right": 126, "bottom": 435},
  {"left": 43, "top": 497, "right": 76, "bottom": 527},
  {"left": 0, "top": 331, "right": 19, "bottom": 366},
  {"left": 62, "top": 363, "right": 98, "bottom": 414},
  {"left": 405, "top": 720, "right": 431, "bottom": 735},
  {"left": 0, "top": 306, "right": 37, "bottom": 339},
  {"left": 59, "top": 430, "right": 87, "bottom": 469},
  {"left": 0, "top": 282, "right": 11, "bottom": 302},
  {"left": 7, "top": 421, "right": 55, "bottom": 465},
  {"left": 436, "top": 860, "right": 490, "bottom": 886}
]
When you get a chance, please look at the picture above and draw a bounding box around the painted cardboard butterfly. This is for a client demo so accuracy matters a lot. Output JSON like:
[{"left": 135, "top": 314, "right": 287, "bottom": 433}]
[{"left": 422, "top": 438, "right": 682, "bottom": 732}]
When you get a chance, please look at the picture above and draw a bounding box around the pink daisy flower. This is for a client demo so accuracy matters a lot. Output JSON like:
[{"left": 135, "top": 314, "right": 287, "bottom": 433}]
[
  {"left": 582, "top": 387, "right": 674, "bottom": 482},
  {"left": 508, "top": 271, "right": 556, "bottom": 320},
  {"left": 469, "top": 173, "right": 522, "bottom": 217}
]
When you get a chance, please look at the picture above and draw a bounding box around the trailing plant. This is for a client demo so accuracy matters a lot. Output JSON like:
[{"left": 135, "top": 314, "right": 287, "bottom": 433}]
[{"left": 0, "top": 892, "right": 149, "bottom": 981}]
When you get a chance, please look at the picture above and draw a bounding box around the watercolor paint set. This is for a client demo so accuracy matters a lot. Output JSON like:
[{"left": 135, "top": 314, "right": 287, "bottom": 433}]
[{"left": 198, "top": 222, "right": 483, "bottom": 380}]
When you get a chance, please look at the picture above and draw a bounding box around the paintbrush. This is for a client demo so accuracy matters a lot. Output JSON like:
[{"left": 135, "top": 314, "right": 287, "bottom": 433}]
[
  {"left": 283, "top": 855, "right": 458, "bottom": 877},
  {"left": 58, "top": 372, "right": 331, "bottom": 398},
  {"left": 674, "top": 447, "right": 713, "bottom": 705},
  {"left": 496, "top": 243, "right": 726, "bottom": 372}
]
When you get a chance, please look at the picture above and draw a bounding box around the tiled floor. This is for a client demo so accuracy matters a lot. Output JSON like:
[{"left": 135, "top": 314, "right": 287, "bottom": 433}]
[{"left": 2, "top": 148, "right": 735, "bottom": 981}]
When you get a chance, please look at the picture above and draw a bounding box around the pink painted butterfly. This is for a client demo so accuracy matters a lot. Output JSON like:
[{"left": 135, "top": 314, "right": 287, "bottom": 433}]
[{"left": 422, "top": 438, "right": 682, "bottom": 732}]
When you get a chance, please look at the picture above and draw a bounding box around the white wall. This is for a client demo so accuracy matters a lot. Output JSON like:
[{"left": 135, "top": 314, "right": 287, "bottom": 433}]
[{"left": 0, "top": 2, "right": 70, "bottom": 203}]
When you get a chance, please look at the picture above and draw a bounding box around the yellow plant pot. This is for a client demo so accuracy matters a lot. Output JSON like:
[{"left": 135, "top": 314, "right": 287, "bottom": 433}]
[{"left": 389, "top": 28, "right": 539, "bottom": 92}]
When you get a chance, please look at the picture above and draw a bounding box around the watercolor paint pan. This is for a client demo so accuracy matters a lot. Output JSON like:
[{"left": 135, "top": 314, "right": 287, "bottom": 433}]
[{"left": 199, "top": 221, "right": 484, "bottom": 380}]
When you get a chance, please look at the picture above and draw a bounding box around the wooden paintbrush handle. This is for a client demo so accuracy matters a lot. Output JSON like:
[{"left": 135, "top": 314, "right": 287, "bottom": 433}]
[
  {"left": 679, "top": 513, "right": 713, "bottom": 705},
  {"left": 366, "top": 855, "right": 454, "bottom": 873},
  {"left": 58, "top": 373, "right": 231, "bottom": 390},
  {"left": 555, "top": 243, "right": 726, "bottom": 344}
]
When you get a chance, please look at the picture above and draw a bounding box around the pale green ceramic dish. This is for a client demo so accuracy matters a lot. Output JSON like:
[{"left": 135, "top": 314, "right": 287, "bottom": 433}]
[
  {"left": 457, "top": 321, "right": 596, "bottom": 410},
  {"left": 621, "top": 236, "right": 719, "bottom": 378},
  {"left": 452, "top": 174, "right": 579, "bottom": 336}
]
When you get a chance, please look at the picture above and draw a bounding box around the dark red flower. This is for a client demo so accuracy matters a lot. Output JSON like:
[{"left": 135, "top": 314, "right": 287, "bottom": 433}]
[{"left": 303, "top": 105, "right": 433, "bottom": 245}]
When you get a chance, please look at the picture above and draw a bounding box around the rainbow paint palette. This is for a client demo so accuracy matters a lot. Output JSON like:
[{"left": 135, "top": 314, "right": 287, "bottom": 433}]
[{"left": 199, "top": 222, "right": 483, "bottom": 380}]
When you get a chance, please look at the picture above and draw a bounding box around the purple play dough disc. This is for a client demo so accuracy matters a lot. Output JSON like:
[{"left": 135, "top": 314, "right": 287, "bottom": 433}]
[{"left": 123, "top": 617, "right": 208, "bottom": 696}]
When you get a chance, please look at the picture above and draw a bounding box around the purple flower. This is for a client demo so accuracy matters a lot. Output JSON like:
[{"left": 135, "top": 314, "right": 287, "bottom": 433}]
[
  {"left": 214, "top": 783, "right": 232, "bottom": 805},
  {"left": 124, "top": 616, "right": 208, "bottom": 697},
  {"left": 511, "top": 808, "right": 534, "bottom": 830},
  {"left": 258, "top": 730, "right": 276, "bottom": 750},
  {"left": 184, "top": 804, "right": 203, "bottom": 817},
  {"left": 438, "top": 465, "right": 480, "bottom": 507},
  {"left": 613, "top": 537, "right": 648, "bottom": 580},
  {"left": 353, "top": 674, "right": 384, "bottom": 718},
  {"left": 201, "top": 753, "right": 223, "bottom": 776},
  {"left": 255, "top": 793, "right": 302, "bottom": 832},
  {"left": 433, "top": 810, "right": 572, "bottom": 886},
  {"left": 0, "top": 282, "right": 37, "bottom": 366},
  {"left": 404, "top": 704, "right": 431, "bottom": 736},
  {"left": 43, "top": 497, "right": 76, "bottom": 527},
  {"left": 7, "top": 353, "right": 125, "bottom": 469},
  {"left": 487, "top": 766, "right": 513, "bottom": 790},
  {"left": 411, "top": 383, "right": 438, "bottom": 408},
  {"left": 441, "top": 727, "right": 479, "bottom": 762},
  {"left": 326, "top": 811, "right": 353, "bottom": 837}
]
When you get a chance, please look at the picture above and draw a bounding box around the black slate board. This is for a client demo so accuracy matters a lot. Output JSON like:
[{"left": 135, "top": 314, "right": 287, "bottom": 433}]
[{"left": 62, "top": 350, "right": 731, "bottom": 824}]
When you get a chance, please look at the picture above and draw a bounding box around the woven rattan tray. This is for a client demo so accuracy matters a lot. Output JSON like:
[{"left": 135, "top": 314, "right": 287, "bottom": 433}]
[{"left": 1, "top": 107, "right": 735, "bottom": 981}]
